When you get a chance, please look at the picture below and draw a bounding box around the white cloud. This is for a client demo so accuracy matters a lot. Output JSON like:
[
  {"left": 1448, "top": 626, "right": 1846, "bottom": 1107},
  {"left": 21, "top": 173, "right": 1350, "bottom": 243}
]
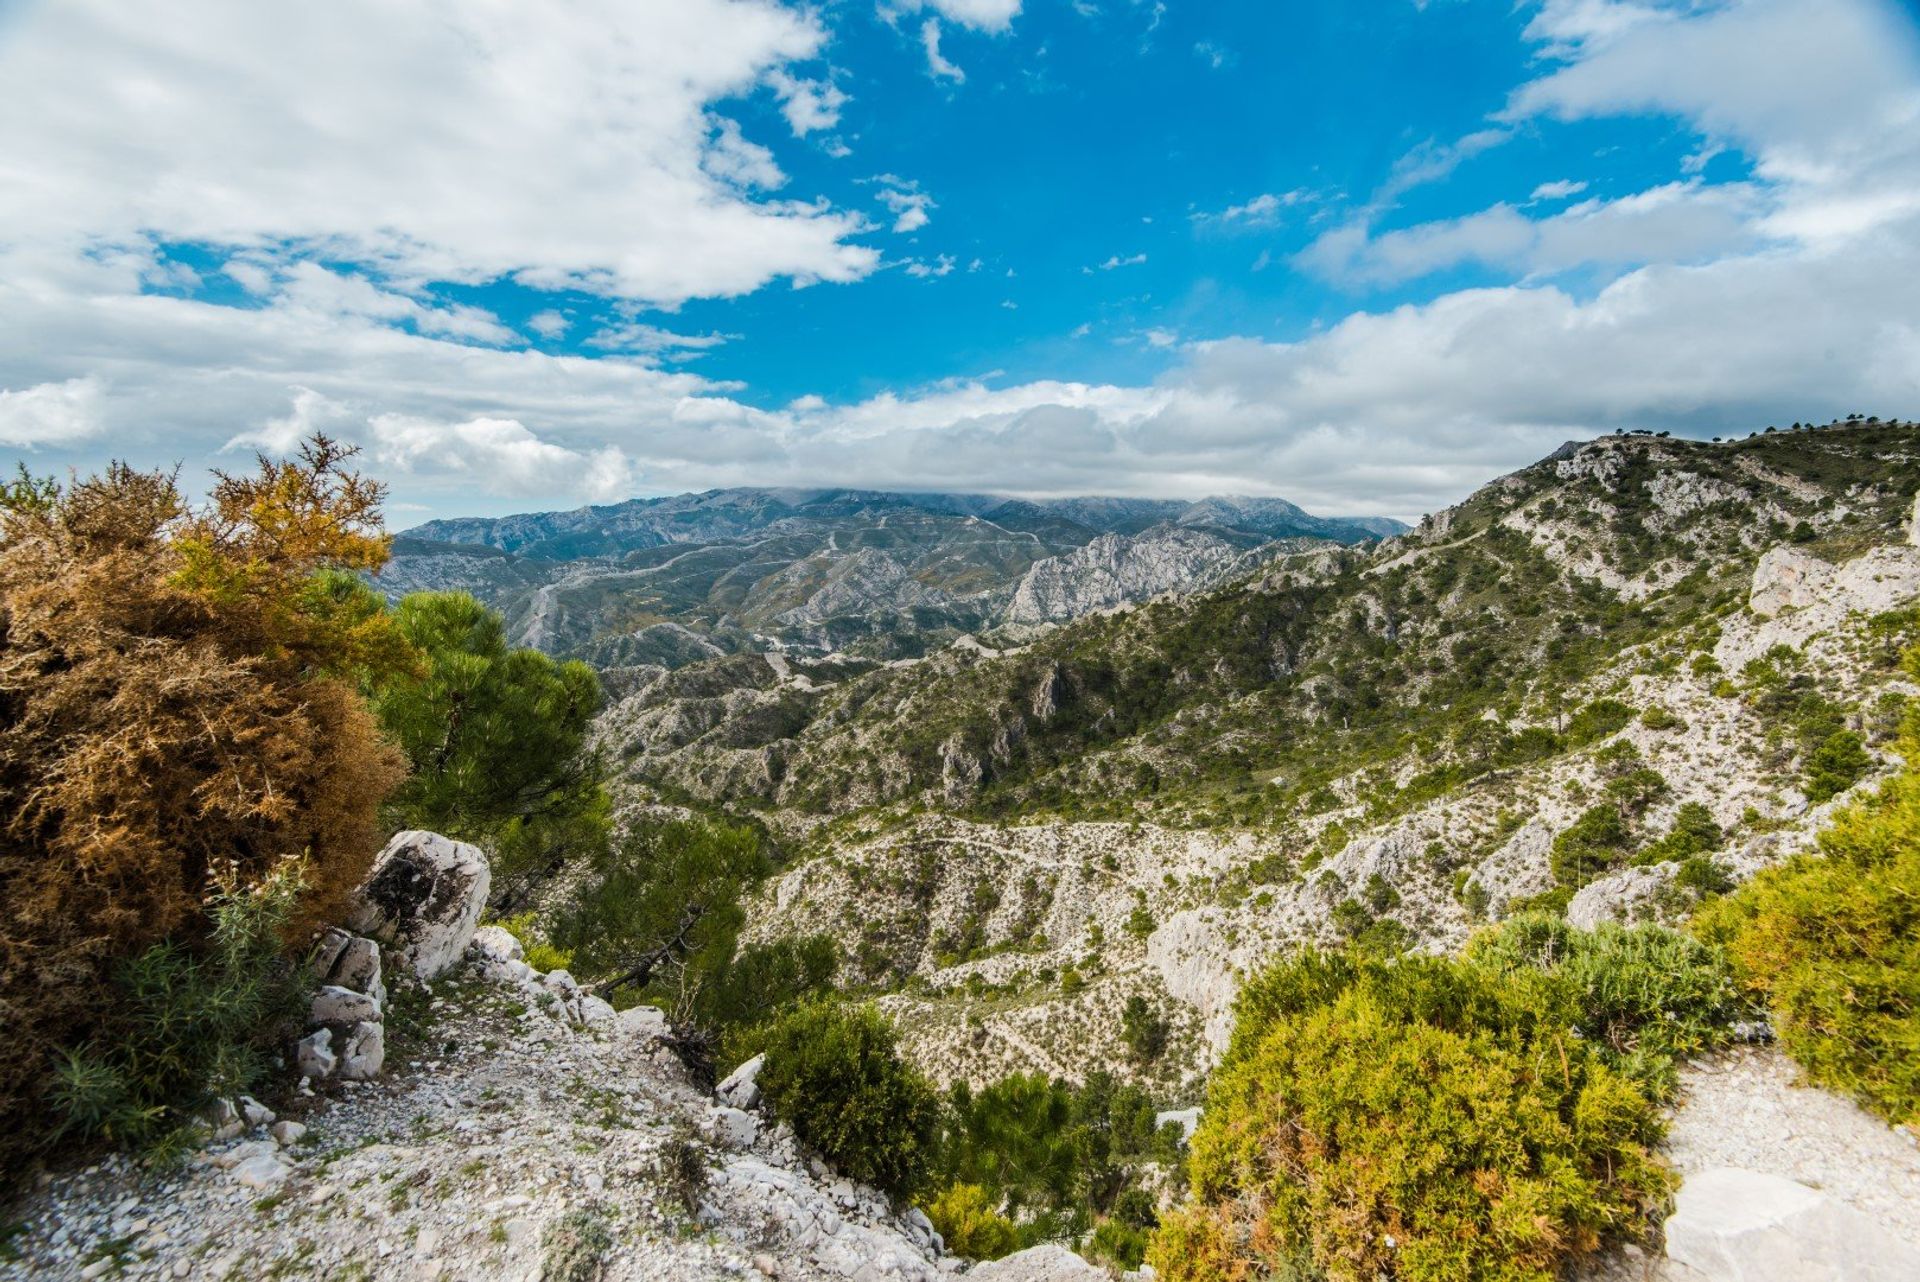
[
  {"left": 224, "top": 386, "right": 351, "bottom": 455},
  {"left": 583, "top": 325, "right": 732, "bottom": 357},
  {"left": 7, "top": 0, "right": 1920, "bottom": 528},
  {"left": 1195, "top": 190, "right": 1316, "bottom": 229},
  {"left": 0, "top": 377, "right": 105, "bottom": 448},
  {"left": 906, "top": 254, "right": 958, "bottom": 278},
  {"left": 1530, "top": 179, "right": 1590, "bottom": 200},
  {"left": 1096, "top": 253, "right": 1148, "bottom": 270},
  {"left": 875, "top": 179, "right": 937, "bottom": 232},
  {"left": 1300, "top": 182, "right": 1763, "bottom": 285},
  {"left": 1509, "top": 0, "right": 1920, "bottom": 239},
  {"left": 528, "top": 311, "right": 571, "bottom": 340},
  {"left": 922, "top": 20, "right": 967, "bottom": 82},
  {"left": 368, "top": 414, "right": 638, "bottom": 502},
  {"left": 0, "top": 0, "right": 877, "bottom": 307},
  {"left": 767, "top": 70, "right": 849, "bottom": 136},
  {"left": 890, "top": 0, "right": 1022, "bottom": 33}
]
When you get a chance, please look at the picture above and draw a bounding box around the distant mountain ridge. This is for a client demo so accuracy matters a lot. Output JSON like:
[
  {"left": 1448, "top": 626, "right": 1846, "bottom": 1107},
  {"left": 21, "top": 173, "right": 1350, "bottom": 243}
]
[
  {"left": 383, "top": 486, "right": 1406, "bottom": 669},
  {"left": 404, "top": 486, "right": 1405, "bottom": 559}
]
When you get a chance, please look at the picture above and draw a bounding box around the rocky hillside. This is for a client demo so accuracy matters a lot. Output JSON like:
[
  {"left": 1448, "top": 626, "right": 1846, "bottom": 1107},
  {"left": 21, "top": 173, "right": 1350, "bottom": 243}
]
[
  {"left": 378, "top": 488, "right": 1401, "bottom": 668},
  {"left": 590, "top": 421, "right": 1920, "bottom": 1093}
]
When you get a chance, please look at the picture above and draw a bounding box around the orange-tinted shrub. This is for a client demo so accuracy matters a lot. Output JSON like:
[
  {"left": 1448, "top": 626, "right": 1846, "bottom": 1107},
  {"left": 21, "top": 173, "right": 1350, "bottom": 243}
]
[{"left": 0, "top": 439, "right": 409, "bottom": 1170}]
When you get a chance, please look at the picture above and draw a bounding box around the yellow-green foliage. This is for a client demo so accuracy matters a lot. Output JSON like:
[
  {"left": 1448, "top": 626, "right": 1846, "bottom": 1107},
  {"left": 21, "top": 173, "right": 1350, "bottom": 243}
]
[
  {"left": 1693, "top": 658, "right": 1920, "bottom": 1125},
  {"left": 1149, "top": 947, "right": 1671, "bottom": 1282},
  {"left": 925, "top": 1183, "right": 1017, "bottom": 1261},
  {"left": 493, "top": 911, "right": 575, "bottom": 974}
]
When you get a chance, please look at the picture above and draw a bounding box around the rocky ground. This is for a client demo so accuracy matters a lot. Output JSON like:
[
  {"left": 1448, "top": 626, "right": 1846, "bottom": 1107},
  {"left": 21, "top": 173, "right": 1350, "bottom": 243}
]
[{"left": 0, "top": 958, "right": 958, "bottom": 1282}]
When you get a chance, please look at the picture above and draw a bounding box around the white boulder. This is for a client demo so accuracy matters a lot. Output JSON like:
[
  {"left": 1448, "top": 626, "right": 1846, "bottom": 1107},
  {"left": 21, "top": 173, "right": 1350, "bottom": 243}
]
[
  {"left": 615, "top": 1005, "right": 670, "bottom": 1042},
  {"left": 709, "top": 1106, "right": 759, "bottom": 1150},
  {"left": 337, "top": 1020, "right": 385, "bottom": 1081},
  {"left": 310, "top": 985, "right": 381, "bottom": 1026},
  {"left": 968, "top": 1245, "right": 1109, "bottom": 1281},
  {"left": 469, "top": 925, "right": 524, "bottom": 964},
  {"left": 1664, "top": 1167, "right": 1920, "bottom": 1281},
  {"left": 347, "top": 830, "right": 491, "bottom": 980},
  {"left": 296, "top": 1028, "right": 336, "bottom": 1080},
  {"left": 718, "top": 1054, "right": 765, "bottom": 1110}
]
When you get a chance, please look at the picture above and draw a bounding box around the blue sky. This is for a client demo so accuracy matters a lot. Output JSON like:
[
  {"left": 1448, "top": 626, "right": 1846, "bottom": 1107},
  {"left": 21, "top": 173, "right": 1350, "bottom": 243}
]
[{"left": 1, "top": 0, "right": 1917, "bottom": 522}]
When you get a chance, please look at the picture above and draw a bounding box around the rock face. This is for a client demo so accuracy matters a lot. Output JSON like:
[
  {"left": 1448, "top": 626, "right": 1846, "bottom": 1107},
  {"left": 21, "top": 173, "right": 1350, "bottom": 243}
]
[
  {"left": 1665, "top": 1167, "right": 1920, "bottom": 1281},
  {"left": 348, "top": 830, "right": 491, "bottom": 980},
  {"left": 1002, "top": 526, "right": 1261, "bottom": 626},
  {"left": 1748, "top": 545, "right": 1831, "bottom": 616}
]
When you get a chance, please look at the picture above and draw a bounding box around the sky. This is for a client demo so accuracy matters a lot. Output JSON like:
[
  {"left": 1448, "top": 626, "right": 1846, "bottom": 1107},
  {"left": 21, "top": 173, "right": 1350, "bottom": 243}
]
[{"left": 1, "top": 0, "right": 1918, "bottom": 525}]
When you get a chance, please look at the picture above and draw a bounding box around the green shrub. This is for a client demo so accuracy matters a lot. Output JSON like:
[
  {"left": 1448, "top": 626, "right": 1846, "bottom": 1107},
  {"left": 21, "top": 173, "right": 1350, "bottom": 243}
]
[
  {"left": 51, "top": 862, "right": 309, "bottom": 1152},
  {"left": 1636, "top": 802, "right": 1722, "bottom": 866},
  {"left": 1150, "top": 946, "right": 1672, "bottom": 1282},
  {"left": 926, "top": 1183, "right": 1018, "bottom": 1260},
  {"left": 1565, "top": 698, "right": 1635, "bottom": 746},
  {"left": 1550, "top": 804, "right": 1633, "bottom": 888},
  {"left": 1804, "top": 729, "right": 1871, "bottom": 802},
  {"left": 1087, "top": 1219, "right": 1151, "bottom": 1270},
  {"left": 374, "top": 591, "right": 609, "bottom": 909},
  {"left": 1120, "top": 994, "right": 1169, "bottom": 1065},
  {"left": 1694, "top": 712, "right": 1920, "bottom": 1124},
  {"left": 1469, "top": 914, "right": 1742, "bottom": 1096},
  {"left": 757, "top": 1002, "right": 940, "bottom": 1200}
]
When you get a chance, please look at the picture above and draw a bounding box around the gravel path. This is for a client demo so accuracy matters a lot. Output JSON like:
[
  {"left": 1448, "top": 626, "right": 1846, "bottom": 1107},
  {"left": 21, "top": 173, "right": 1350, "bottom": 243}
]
[{"left": 1662, "top": 1045, "right": 1920, "bottom": 1252}]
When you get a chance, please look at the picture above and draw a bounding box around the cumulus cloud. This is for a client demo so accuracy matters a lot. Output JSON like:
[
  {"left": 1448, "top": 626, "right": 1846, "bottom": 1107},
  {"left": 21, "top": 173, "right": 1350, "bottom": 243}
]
[
  {"left": 767, "top": 70, "right": 849, "bottom": 136},
  {"left": 1196, "top": 190, "right": 1316, "bottom": 228},
  {"left": 0, "top": 378, "right": 105, "bottom": 448},
  {"left": 0, "top": 0, "right": 877, "bottom": 307},
  {"left": 367, "top": 414, "right": 638, "bottom": 502}
]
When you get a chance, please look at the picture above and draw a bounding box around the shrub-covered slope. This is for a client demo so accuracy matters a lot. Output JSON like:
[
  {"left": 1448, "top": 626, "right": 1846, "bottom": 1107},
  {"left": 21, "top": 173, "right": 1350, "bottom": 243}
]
[{"left": 591, "top": 422, "right": 1920, "bottom": 1093}]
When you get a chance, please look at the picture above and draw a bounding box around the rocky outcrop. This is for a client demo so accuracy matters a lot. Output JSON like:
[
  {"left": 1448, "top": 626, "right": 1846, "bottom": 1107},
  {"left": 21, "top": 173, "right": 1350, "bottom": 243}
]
[
  {"left": 299, "top": 926, "right": 388, "bottom": 1082},
  {"left": 347, "top": 830, "right": 491, "bottom": 980},
  {"left": 1749, "top": 545, "right": 1833, "bottom": 616},
  {"left": 1002, "top": 526, "right": 1258, "bottom": 626},
  {"left": 1665, "top": 1167, "right": 1920, "bottom": 1281}
]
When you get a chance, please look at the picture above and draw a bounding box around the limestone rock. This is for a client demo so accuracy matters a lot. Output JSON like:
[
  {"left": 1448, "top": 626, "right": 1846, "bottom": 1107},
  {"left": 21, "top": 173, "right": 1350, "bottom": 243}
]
[
  {"left": 269, "top": 1121, "right": 306, "bottom": 1147},
  {"left": 709, "top": 1106, "right": 759, "bottom": 1150},
  {"left": 968, "top": 1244, "right": 1109, "bottom": 1281},
  {"left": 1749, "top": 545, "right": 1832, "bottom": 616},
  {"left": 1664, "top": 1167, "right": 1920, "bottom": 1281},
  {"left": 469, "top": 924, "right": 523, "bottom": 964},
  {"left": 615, "top": 1005, "right": 670, "bottom": 1042},
  {"left": 328, "top": 935, "right": 386, "bottom": 1006},
  {"left": 347, "top": 830, "right": 491, "bottom": 980},
  {"left": 1566, "top": 863, "right": 1679, "bottom": 930},
  {"left": 718, "top": 1054, "right": 765, "bottom": 1111},
  {"left": 1154, "top": 1107, "right": 1202, "bottom": 1140},
  {"left": 310, "top": 985, "right": 381, "bottom": 1026},
  {"left": 296, "top": 1028, "right": 337, "bottom": 1080},
  {"left": 337, "top": 1020, "right": 385, "bottom": 1081}
]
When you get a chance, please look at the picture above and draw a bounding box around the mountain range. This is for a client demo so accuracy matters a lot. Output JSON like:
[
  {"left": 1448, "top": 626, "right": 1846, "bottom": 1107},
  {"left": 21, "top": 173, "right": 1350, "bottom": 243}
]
[{"left": 381, "top": 486, "right": 1406, "bottom": 668}]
